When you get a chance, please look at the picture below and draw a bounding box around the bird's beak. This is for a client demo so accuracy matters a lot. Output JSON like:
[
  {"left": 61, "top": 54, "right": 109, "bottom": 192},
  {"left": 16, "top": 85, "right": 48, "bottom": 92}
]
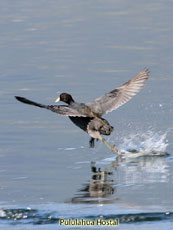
[{"left": 55, "top": 96, "right": 60, "bottom": 103}]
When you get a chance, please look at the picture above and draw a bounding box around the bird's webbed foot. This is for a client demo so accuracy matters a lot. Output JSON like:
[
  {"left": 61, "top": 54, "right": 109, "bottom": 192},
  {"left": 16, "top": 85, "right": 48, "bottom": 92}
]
[{"left": 89, "top": 137, "right": 95, "bottom": 148}]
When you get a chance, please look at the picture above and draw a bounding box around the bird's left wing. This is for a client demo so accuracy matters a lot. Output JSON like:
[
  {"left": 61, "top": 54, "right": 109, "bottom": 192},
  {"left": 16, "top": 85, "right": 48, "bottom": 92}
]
[
  {"left": 47, "top": 105, "right": 88, "bottom": 117},
  {"left": 15, "top": 96, "right": 88, "bottom": 117}
]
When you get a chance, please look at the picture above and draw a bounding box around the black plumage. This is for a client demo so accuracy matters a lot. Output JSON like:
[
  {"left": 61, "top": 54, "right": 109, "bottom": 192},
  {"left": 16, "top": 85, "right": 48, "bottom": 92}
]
[{"left": 15, "top": 69, "right": 149, "bottom": 153}]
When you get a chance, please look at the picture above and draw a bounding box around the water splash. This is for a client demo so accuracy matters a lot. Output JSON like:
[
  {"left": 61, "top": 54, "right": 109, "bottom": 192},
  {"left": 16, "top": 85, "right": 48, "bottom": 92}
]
[{"left": 118, "top": 131, "right": 169, "bottom": 157}]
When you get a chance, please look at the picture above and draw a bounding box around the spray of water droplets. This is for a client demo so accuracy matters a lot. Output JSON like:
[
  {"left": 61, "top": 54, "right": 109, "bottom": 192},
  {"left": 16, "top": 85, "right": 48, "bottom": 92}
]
[{"left": 118, "top": 131, "right": 169, "bottom": 156}]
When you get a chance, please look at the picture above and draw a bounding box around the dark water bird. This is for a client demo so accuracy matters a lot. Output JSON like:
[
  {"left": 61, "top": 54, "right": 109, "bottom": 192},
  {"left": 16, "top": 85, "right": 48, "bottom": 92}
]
[{"left": 15, "top": 69, "right": 149, "bottom": 154}]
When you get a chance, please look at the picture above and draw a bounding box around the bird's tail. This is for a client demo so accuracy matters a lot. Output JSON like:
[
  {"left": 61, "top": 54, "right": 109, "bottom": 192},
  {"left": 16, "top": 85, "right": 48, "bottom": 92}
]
[{"left": 15, "top": 96, "right": 48, "bottom": 109}]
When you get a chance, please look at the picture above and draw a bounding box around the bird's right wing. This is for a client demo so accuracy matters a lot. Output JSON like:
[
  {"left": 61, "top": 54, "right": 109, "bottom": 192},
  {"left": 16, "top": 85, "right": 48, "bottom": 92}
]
[
  {"left": 87, "top": 69, "right": 149, "bottom": 116},
  {"left": 15, "top": 96, "right": 88, "bottom": 117}
]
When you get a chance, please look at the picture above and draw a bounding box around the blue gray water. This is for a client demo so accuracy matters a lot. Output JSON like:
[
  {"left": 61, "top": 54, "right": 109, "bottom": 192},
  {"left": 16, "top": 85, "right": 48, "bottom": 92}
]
[{"left": 0, "top": 0, "right": 173, "bottom": 229}]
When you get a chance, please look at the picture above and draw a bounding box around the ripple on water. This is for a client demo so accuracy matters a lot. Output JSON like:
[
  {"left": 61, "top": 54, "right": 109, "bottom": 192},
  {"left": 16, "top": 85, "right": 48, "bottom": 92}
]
[{"left": 0, "top": 207, "right": 172, "bottom": 226}]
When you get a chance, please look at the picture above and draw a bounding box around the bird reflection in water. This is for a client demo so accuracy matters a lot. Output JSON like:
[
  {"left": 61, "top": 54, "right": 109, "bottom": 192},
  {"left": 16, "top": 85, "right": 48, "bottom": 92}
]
[{"left": 70, "top": 156, "right": 122, "bottom": 204}]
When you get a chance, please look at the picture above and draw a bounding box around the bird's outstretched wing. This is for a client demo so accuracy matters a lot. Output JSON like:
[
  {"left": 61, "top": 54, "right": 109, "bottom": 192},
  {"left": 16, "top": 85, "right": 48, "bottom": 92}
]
[
  {"left": 15, "top": 96, "right": 87, "bottom": 117},
  {"left": 47, "top": 105, "right": 88, "bottom": 117},
  {"left": 87, "top": 69, "right": 149, "bottom": 116}
]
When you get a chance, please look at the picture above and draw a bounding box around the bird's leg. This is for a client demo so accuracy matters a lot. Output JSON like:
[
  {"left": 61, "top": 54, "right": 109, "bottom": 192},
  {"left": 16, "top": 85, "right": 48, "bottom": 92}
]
[
  {"left": 88, "top": 126, "right": 120, "bottom": 153},
  {"left": 89, "top": 137, "right": 95, "bottom": 148},
  {"left": 100, "top": 137, "right": 121, "bottom": 155}
]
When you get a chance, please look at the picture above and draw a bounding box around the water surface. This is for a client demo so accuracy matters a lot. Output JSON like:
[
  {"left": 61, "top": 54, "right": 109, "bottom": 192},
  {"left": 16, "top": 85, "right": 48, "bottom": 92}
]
[{"left": 0, "top": 0, "right": 173, "bottom": 229}]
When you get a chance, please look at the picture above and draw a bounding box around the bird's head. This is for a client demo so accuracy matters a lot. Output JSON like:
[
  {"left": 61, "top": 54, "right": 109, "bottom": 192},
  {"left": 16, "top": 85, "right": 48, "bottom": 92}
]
[{"left": 55, "top": 93, "right": 74, "bottom": 105}]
